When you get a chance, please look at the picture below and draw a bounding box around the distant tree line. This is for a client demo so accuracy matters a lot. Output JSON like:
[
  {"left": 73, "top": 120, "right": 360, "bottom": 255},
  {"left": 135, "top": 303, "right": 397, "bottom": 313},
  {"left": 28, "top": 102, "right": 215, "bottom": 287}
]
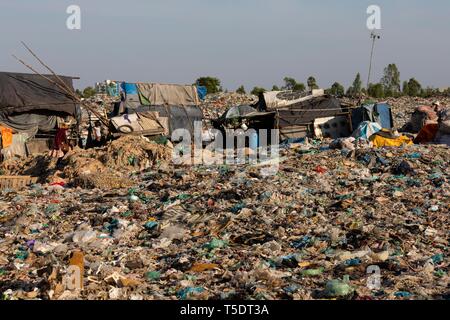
[
  {"left": 363, "top": 63, "right": 448, "bottom": 99},
  {"left": 196, "top": 66, "right": 449, "bottom": 99}
]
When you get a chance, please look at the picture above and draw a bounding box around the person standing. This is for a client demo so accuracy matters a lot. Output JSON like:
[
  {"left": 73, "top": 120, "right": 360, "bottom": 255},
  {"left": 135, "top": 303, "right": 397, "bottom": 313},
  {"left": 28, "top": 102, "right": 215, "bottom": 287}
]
[{"left": 50, "top": 123, "right": 69, "bottom": 158}]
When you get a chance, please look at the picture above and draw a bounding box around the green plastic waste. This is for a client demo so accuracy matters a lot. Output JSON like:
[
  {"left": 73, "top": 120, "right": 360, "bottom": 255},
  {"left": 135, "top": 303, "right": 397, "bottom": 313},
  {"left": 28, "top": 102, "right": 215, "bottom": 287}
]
[
  {"left": 177, "top": 194, "right": 191, "bottom": 200},
  {"left": 434, "top": 269, "right": 445, "bottom": 278},
  {"left": 154, "top": 136, "right": 169, "bottom": 145},
  {"left": 15, "top": 249, "right": 29, "bottom": 261},
  {"left": 128, "top": 188, "right": 138, "bottom": 196},
  {"left": 144, "top": 221, "right": 158, "bottom": 230},
  {"left": 203, "top": 238, "right": 227, "bottom": 250},
  {"left": 324, "top": 276, "right": 354, "bottom": 297},
  {"left": 177, "top": 287, "right": 204, "bottom": 300},
  {"left": 301, "top": 268, "right": 324, "bottom": 277},
  {"left": 128, "top": 156, "right": 137, "bottom": 166},
  {"left": 121, "top": 211, "right": 133, "bottom": 218},
  {"left": 145, "top": 271, "right": 161, "bottom": 281},
  {"left": 431, "top": 254, "right": 444, "bottom": 264},
  {"left": 394, "top": 291, "right": 412, "bottom": 298},
  {"left": 45, "top": 204, "right": 59, "bottom": 215}
]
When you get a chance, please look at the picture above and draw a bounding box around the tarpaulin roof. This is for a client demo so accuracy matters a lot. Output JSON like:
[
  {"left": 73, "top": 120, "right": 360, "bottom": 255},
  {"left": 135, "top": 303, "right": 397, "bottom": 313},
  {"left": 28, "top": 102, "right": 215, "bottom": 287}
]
[
  {"left": 137, "top": 83, "right": 201, "bottom": 106},
  {"left": 259, "top": 89, "right": 326, "bottom": 110},
  {"left": 270, "top": 95, "right": 347, "bottom": 126},
  {"left": 0, "top": 72, "right": 77, "bottom": 116}
]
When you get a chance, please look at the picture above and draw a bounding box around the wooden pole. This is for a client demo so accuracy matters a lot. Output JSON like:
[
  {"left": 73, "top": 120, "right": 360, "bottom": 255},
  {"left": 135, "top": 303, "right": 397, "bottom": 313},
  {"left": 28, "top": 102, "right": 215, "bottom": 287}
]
[
  {"left": 12, "top": 55, "right": 109, "bottom": 126},
  {"left": 21, "top": 41, "right": 75, "bottom": 96}
]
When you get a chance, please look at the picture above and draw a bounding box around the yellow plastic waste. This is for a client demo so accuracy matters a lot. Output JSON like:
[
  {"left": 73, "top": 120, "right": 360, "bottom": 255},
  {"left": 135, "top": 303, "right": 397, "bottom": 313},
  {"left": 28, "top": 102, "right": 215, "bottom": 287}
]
[{"left": 370, "top": 130, "right": 413, "bottom": 148}]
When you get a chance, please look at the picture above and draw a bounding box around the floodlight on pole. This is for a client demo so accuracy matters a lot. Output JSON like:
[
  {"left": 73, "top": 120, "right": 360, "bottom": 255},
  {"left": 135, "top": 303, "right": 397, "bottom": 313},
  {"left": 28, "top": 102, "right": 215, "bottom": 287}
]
[{"left": 367, "top": 31, "right": 381, "bottom": 90}]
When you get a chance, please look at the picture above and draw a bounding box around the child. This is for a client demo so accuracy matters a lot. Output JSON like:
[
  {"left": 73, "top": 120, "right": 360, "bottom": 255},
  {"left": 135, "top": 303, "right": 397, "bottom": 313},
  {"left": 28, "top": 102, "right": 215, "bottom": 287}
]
[{"left": 50, "top": 123, "right": 70, "bottom": 158}]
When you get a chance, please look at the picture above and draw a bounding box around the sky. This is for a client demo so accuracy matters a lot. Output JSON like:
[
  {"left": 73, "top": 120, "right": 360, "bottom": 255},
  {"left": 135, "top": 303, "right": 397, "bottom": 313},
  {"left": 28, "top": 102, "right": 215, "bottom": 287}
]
[{"left": 0, "top": 0, "right": 449, "bottom": 90}]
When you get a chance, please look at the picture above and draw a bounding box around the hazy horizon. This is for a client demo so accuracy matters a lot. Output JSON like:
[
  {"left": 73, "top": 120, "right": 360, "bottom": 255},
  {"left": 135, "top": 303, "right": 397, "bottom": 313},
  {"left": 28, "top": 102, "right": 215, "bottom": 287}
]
[{"left": 0, "top": 0, "right": 449, "bottom": 91}]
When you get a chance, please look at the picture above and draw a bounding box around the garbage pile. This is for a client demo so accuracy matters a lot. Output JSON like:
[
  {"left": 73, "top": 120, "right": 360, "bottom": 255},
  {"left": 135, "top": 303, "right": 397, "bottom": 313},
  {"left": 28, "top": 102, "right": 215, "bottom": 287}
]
[
  {"left": 200, "top": 93, "right": 258, "bottom": 120},
  {"left": 0, "top": 136, "right": 173, "bottom": 189},
  {"left": 0, "top": 138, "right": 448, "bottom": 300}
]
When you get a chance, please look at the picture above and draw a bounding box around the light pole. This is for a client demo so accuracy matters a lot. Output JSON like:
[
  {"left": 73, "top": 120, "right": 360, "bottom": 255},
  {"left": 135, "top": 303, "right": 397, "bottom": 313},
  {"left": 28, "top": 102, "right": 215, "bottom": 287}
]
[{"left": 367, "top": 32, "right": 381, "bottom": 90}]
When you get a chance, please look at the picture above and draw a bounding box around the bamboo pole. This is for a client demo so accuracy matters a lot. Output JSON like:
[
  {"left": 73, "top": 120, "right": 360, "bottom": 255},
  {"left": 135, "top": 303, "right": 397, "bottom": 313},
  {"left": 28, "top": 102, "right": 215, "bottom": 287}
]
[
  {"left": 21, "top": 41, "right": 75, "bottom": 96},
  {"left": 19, "top": 44, "right": 166, "bottom": 131},
  {"left": 12, "top": 55, "right": 109, "bottom": 126}
]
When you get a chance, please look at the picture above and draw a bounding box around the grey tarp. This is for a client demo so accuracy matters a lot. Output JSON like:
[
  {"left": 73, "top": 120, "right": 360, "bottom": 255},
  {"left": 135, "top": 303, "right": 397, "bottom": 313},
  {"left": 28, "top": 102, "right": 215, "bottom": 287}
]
[
  {"left": 132, "top": 105, "right": 203, "bottom": 136},
  {"left": 137, "top": 83, "right": 200, "bottom": 106},
  {"left": 0, "top": 112, "right": 59, "bottom": 136},
  {"left": 275, "top": 95, "right": 346, "bottom": 126},
  {"left": 0, "top": 72, "right": 77, "bottom": 116},
  {"left": 351, "top": 103, "right": 393, "bottom": 130}
]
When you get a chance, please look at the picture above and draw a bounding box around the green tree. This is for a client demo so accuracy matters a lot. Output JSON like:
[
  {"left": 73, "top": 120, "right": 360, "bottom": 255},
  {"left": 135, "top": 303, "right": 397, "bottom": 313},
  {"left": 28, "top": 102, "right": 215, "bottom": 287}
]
[
  {"left": 272, "top": 85, "right": 280, "bottom": 91},
  {"left": 251, "top": 87, "right": 266, "bottom": 96},
  {"left": 405, "top": 78, "right": 422, "bottom": 97},
  {"left": 421, "top": 87, "right": 439, "bottom": 98},
  {"left": 236, "top": 85, "right": 246, "bottom": 94},
  {"left": 307, "top": 76, "right": 319, "bottom": 91},
  {"left": 402, "top": 81, "right": 409, "bottom": 96},
  {"left": 328, "top": 82, "right": 345, "bottom": 97},
  {"left": 353, "top": 73, "right": 363, "bottom": 95},
  {"left": 367, "top": 83, "right": 385, "bottom": 98},
  {"left": 347, "top": 72, "right": 363, "bottom": 97},
  {"left": 196, "top": 77, "right": 221, "bottom": 94},
  {"left": 293, "top": 83, "right": 306, "bottom": 92},
  {"left": 282, "top": 77, "right": 297, "bottom": 91},
  {"left": 347, "top": 73, "right": 363, "bottom": 97},
  {"left": 82, "top": 86, "right": 96, "bottom": 98},
  {"left": 381, "top": 64, "right": 401, "bottom": 96},
  {"left": 75, "top": 89, "right": 83, "bottom": 98},
  {"left": 282, "top": 77, "right": 305, "bottom": 92}
]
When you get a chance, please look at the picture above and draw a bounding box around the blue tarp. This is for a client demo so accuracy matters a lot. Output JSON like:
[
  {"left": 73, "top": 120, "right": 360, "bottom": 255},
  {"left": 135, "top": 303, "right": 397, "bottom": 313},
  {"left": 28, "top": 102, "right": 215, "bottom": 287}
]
[
  {"left": 120, "top": 82, "right": 140, "bottom": 108},
  {"left": 197, "top": 86, "right": 207, "bottom": 100},
  {"left": 352, "top": 121, "right": 382, "bottom": 140},
  {"left": 120, "top": 82, "right": 138, "bottom": 95},
  {"left": 375, "top": 103, "right": 393, "bottom": 129}
]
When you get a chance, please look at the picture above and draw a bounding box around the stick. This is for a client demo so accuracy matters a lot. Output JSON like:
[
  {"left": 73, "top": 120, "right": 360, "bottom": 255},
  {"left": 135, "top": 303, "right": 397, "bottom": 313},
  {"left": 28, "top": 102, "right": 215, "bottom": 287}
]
[
  {"left": 12, "top": 55, "right": 109, "bottom": 126},
  {"left": 21, "top": 41, "right": 77, "bottom": 98},
  {"left": 17, "top": 42, "right": 110, "bottom": 126},
  {"left": 12, "top": 54, "right": 75, "bottom": 99}
]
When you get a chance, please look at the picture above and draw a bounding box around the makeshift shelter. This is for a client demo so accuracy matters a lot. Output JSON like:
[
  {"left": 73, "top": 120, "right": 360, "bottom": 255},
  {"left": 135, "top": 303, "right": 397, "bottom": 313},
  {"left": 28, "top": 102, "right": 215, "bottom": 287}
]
[
  {"left": 351, "top": 103, "right": 394, "bottom": 131},
  {"left": 256, "top": 90, "right": 352, "bottom": 140},
  {"left": 0, "top": 72, "right": 78, "bottom": 158},
  {"left": 113, "top": 82, "right": 204, "bottom": 137}
]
